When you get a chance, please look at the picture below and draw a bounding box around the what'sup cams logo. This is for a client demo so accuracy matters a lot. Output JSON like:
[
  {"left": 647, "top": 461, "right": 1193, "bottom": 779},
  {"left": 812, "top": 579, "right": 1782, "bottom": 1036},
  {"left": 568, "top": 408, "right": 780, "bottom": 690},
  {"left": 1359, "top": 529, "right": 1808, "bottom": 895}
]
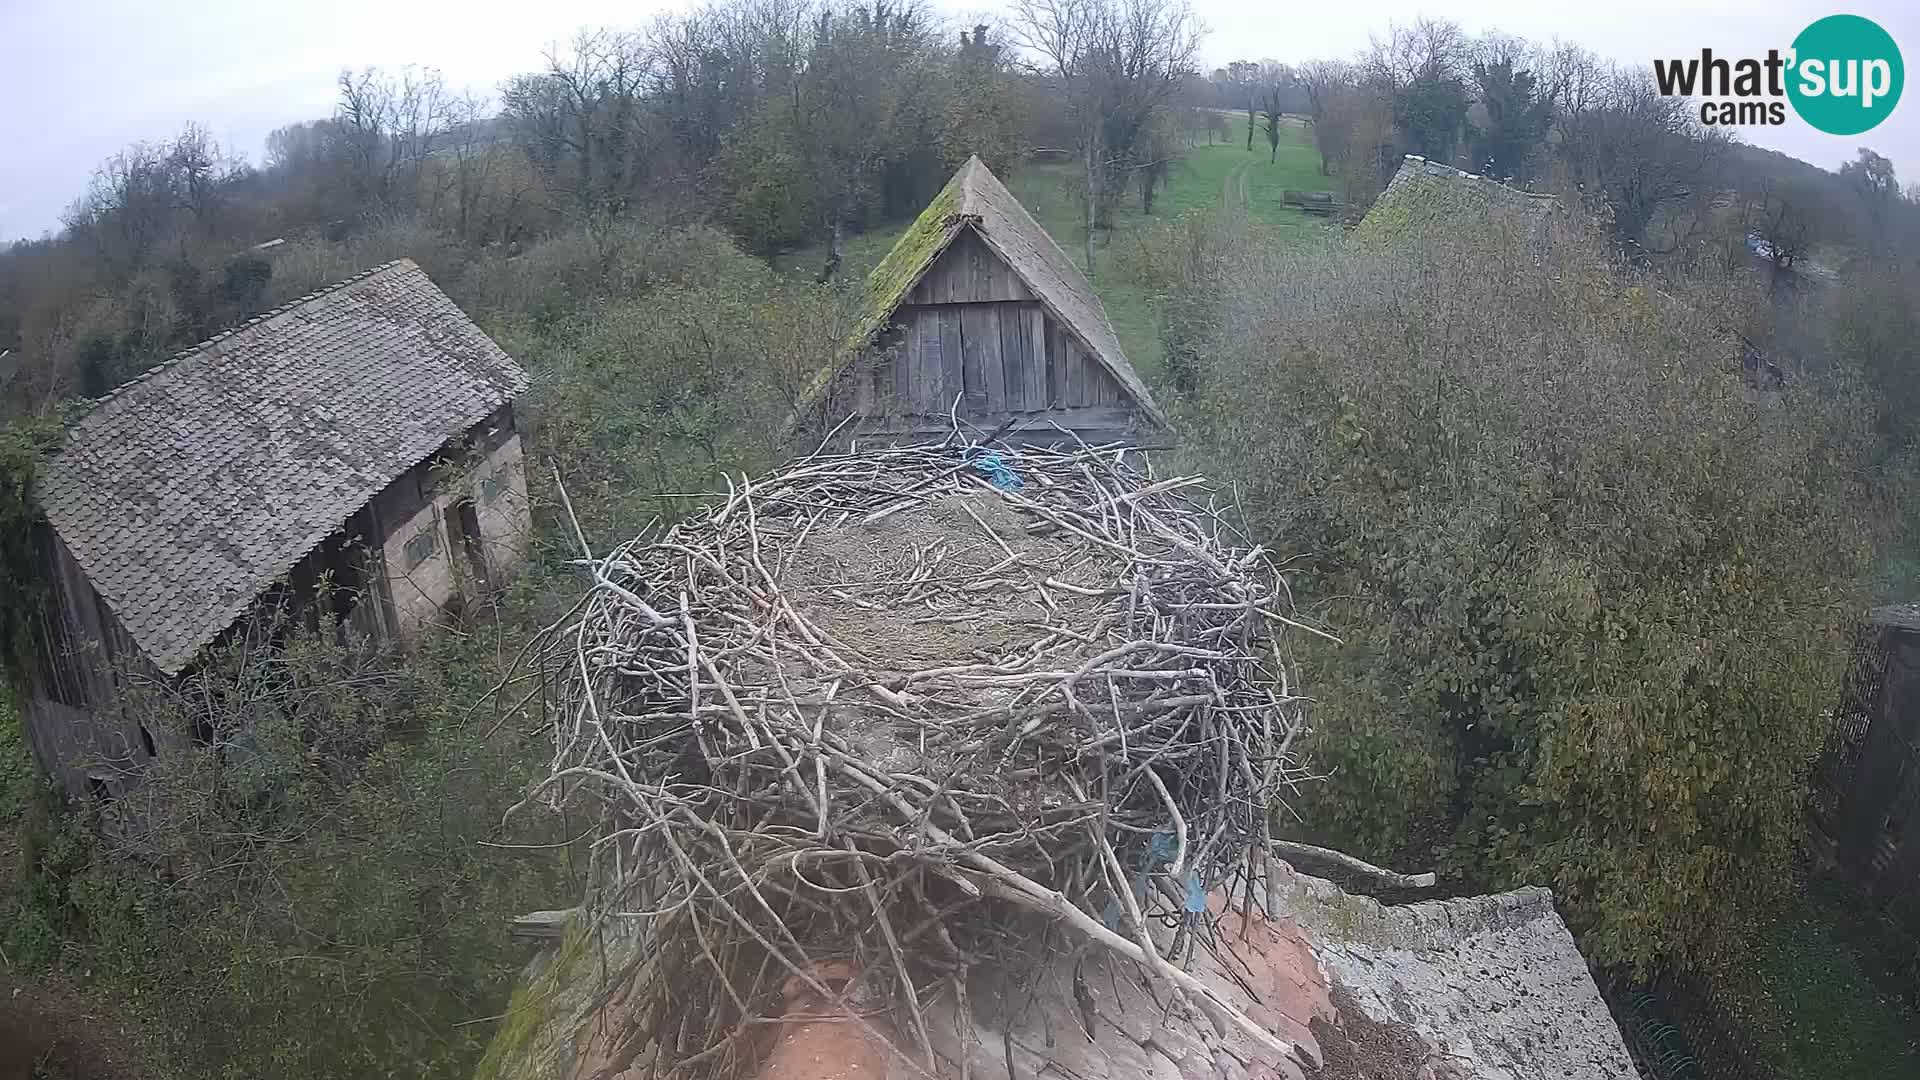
[{"left": 1655, "top": 14, "right": 1903, "bottom": 134}]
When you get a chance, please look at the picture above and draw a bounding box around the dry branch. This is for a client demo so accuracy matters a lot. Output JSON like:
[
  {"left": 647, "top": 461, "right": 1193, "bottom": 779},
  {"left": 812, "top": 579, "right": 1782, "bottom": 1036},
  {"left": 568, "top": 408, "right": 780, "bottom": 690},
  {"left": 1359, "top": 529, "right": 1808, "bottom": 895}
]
[{"left": 1269, "top": 839, "right": 1438, "bottom": 890}]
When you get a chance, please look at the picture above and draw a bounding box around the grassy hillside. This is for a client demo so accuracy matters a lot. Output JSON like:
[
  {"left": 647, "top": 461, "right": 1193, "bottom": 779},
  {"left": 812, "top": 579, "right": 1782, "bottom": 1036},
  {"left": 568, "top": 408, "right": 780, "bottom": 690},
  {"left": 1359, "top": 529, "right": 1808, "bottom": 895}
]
[{"left": 789, "top": 121, "right": 1334, "bottom": 382}]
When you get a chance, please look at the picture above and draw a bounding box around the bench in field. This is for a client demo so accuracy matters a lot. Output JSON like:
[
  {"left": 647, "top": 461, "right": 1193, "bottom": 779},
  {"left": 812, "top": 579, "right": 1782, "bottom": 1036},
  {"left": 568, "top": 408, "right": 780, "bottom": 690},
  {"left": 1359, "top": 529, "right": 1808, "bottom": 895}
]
[{"left": 1282, "top": 189, "right": 1343, "bottom": 215}]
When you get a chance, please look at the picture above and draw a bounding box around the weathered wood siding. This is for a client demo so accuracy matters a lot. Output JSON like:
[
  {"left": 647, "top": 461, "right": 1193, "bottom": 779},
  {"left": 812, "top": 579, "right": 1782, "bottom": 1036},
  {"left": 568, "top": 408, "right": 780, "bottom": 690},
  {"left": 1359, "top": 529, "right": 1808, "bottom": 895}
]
[
  {"left": 21, "top": 407, "right": 533, "bottom": 800},
  {"left": 849, "top": 304, "right": 1130, "bottom": 420},
  {"left": 22, "top": 528, "right": 157, "bottom": 796},
  {"left": 833, "top": 225, "right": 1151, "bottom": 447},
  {"left": 906, "top": 230, "right": 1034, "bottom": 305}
]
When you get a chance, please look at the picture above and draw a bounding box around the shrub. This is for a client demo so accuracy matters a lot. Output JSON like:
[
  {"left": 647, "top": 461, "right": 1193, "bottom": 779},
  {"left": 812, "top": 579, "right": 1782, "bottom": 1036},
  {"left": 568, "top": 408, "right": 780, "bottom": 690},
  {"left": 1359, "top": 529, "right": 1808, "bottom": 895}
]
[
  {"left": 264, "top": 217, "right": 467, "bottom": 305},
  {"left": 521, "top": 246, "right": 858, "bottom": 544},
  {"left": 6, "top": 608, "right": 578, "bottom": 1079},
  {"left": 1178, "top": 206, "right": 1877, "bottom": 973},
  {"left": 457, "top": 221, "right": 754, "bottom": 330}
]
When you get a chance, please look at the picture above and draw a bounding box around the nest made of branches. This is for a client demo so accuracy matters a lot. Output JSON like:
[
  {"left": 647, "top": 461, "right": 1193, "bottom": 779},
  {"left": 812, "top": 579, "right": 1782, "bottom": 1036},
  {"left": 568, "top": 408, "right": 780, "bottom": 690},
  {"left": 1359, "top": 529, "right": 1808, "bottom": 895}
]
[{"left": 527, "top": 438, "right": 1321, "bottom": 1077}]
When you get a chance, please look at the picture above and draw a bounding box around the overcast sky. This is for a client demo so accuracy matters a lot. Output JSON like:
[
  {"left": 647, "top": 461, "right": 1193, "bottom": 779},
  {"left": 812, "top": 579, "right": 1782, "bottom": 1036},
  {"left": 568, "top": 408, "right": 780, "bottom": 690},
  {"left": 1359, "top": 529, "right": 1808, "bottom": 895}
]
[{"left": 3, "top": 0, "right": 1916, "bottom": 241}]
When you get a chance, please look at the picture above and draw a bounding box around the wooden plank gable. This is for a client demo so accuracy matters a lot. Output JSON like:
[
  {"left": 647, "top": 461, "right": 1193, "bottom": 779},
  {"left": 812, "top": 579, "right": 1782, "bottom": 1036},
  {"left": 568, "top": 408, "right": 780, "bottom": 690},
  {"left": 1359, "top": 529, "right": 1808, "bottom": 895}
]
[
  {"left": 907, "top": 230, "right": 1034, "bottom": 306},
  {"left": 830, "top": 204, "right": 1159, "bottom": 447}
]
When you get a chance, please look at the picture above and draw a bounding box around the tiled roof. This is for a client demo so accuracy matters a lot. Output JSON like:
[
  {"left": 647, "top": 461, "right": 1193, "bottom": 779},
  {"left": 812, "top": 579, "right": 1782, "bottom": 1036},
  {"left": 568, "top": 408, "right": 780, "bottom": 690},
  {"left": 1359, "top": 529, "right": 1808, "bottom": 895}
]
[
  {"left": 842, "top": 155, "right": 1166, "bottom": 427},
  {"left": 36, "top": 259, "right": 529, "bottom": 675},
  {"left": 1278, "top": 872, "right": 1637, "bottom": 1079},
  {"left": 480, "top": 869, "right": 1636, "bottom": 1080}
]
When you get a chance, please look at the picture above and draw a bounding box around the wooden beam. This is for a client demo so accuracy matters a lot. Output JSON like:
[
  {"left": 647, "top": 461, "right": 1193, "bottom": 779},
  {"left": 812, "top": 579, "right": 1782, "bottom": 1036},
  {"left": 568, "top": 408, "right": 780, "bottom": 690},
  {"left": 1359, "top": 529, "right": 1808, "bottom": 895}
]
[
  {"left": 966, "top": 305, "right": 1006, "bottom": 414},
  {"left": 938, "top": 309, "right": 963, "bottom": 411},
  {"left": 511, "top": 908, "right": 577, "bottom": 942}
]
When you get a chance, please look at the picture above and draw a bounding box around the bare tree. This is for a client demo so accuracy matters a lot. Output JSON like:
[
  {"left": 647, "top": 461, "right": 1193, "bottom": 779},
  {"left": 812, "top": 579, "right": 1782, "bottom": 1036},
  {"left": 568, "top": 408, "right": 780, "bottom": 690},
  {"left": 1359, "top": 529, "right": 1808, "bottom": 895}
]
[
  {"left": 436, "top": 92, "right": 503, "bottom": 242},
  {"left": 335, "top": 66, "right": 458, "bottom": 210},
  {"left": 1744, "top": 178, "right": 1818, "bottom": 273},
  {"left": 1556, "top": 66, "right": 1728, "bottom": 259},
  {"left": 502, "top": 32, "right": 655, "bottom": 218},
  {"left": 1012, "top": 0, "right": 1203, "bottom": 279},
  {"left": 1215, "top": 60, "right": 1258, "bottom": 151},
  {"left": 1362, "top": 17, "right": 1467, "bottom": 91},
  {"left": 1260, "top": 88, "right": 1284, "bottom": 163},
  {"left": 62, "top": 127, "right": 242, "bottom": 281},
  {"left": 788, "top": 1, "right": 934, "bottom": 279}
]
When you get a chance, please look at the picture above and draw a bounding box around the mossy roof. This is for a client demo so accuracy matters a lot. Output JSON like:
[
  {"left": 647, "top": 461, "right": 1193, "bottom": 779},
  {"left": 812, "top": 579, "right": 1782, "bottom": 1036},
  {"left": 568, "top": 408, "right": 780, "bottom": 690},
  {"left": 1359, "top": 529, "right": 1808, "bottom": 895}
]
[
  {"left": 1353, "top": 155, "right": 1559, "bottom": 246},
  {"left": 35, "top": 259, "right": 527, "bottom": 675},
  {"left": 826, "top": 156, "right": 1165, "bottom": 427}
]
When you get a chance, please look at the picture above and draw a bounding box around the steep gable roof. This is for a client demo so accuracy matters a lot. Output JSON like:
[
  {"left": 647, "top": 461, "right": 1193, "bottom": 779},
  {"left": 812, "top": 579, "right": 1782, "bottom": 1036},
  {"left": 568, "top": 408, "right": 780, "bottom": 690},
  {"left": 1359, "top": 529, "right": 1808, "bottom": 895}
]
[
  {"left": 850, "top": 155, "right": 1165, "bottom": 427},
  {"left": 36, "top": 259, "right": 529, "bottom": 675}
]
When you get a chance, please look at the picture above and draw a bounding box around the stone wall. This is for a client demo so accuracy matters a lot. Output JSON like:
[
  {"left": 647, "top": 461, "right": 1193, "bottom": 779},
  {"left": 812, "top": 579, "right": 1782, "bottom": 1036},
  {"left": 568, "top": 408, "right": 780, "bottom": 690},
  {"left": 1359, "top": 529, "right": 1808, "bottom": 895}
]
[{"left": 370, "top": 405, "right": 531, "bottom": 640}]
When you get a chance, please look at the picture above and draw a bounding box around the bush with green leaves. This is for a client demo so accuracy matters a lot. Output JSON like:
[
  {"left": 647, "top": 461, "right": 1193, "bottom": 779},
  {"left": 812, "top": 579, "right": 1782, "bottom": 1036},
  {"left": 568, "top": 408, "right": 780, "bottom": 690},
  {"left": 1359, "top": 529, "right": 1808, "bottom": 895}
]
[
  {"left": 5, "top": 598, "right": 579, "bottom": 1079},
  {"left": 518, "top": 236, "right": 858, "bottom": 545},
  {"left": 1823, "top": 264, "right": 1920, "bottom": 594},
  {"left": 1170, "top": 206, "right": 1877, "bottom": 972},
  {"left": 457, "top": 222, "right": 752, "bottom": 332}
]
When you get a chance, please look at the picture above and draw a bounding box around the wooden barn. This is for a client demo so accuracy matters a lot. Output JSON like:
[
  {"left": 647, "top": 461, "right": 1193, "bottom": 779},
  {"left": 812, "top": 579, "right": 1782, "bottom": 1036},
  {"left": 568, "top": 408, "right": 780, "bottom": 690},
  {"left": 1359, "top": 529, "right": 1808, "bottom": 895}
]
[
  {"left": 1816, "top": 605, "right": 1920, "bottom": 912},
  {"left": 817, "top": 155, "right": 1166, "bottom": 447},
  {"left": 20, "top": 260, "right": 532, "bottom": 798}
]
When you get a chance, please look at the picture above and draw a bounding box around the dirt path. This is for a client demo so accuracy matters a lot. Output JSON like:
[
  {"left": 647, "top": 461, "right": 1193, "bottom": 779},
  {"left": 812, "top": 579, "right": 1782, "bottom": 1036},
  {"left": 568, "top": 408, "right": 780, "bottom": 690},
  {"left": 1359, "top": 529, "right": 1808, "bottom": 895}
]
[
  {"left": 0, "top": 969, "right": 154, "bottom": 1080},
  {"left": 0, "top": 831, "right": 156, "bottom": 1080},
  {"left": 1221, "top": 160, "right": 1250, "bottom": 211}
]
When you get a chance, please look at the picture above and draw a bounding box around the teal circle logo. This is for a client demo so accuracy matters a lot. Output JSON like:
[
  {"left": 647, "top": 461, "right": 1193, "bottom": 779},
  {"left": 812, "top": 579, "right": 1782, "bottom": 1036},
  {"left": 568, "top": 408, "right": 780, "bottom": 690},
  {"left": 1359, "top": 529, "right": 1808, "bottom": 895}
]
[{"left": 1787, "top": 15, "right": 1903, "bottom": 135}]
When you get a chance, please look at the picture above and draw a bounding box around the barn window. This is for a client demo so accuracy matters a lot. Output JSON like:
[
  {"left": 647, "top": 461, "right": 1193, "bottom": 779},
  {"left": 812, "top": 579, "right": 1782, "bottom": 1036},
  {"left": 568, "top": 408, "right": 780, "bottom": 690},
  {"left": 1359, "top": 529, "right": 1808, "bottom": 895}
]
[
  {"left": 480, "top": 475, "right": 502, "bottom": 504},
  {"left": 403, "top": 527, "right": 438, "bottom": 569}
]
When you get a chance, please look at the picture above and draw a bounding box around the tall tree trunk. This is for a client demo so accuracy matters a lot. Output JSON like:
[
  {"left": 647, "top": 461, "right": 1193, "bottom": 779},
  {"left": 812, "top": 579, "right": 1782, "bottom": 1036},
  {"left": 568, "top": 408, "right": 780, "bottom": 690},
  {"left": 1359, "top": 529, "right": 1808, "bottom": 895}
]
[
  {"left": 1083, "top": 142, "right": 1098, "bottom": 281},
  {"left": 1246, "top": 108, "right": 1255, "bottom": 151}
]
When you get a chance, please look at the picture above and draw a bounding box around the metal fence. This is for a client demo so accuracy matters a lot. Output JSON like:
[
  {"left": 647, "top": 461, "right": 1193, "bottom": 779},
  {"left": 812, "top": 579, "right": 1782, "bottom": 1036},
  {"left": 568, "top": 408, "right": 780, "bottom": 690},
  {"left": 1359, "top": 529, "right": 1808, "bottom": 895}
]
[{"left": 1603, "top": 970, "right": 1770, "bottom": 1080}]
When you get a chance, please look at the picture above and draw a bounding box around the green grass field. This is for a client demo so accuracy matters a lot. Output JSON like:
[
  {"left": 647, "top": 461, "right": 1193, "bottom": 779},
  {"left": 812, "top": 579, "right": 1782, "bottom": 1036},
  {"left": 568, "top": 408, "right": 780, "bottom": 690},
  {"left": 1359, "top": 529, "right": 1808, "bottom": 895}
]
[
  {"left": 1709, "top": 885, "right": 1920, "bottom": 1079},
  {"left": 788, "top": 120, "right": 1335, "bottom": 382}
]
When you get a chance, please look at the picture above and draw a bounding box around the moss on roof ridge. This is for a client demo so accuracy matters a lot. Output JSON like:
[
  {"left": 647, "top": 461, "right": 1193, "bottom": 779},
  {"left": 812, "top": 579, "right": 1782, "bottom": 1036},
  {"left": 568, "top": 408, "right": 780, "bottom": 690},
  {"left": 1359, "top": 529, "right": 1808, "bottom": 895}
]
[
  {"left": 797, "top": 158, "right": 971, "bottom": 411},
  {"left": 854, "top": 165, "right": 969, "bottom": 344}
]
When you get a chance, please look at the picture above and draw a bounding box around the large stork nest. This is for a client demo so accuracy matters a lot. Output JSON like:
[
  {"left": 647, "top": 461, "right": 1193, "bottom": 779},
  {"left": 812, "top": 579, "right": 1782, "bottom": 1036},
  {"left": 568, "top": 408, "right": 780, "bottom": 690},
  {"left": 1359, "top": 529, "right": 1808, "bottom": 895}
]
[{"left": 528, "top": 439, "right": 1319, "bottom": 1077}]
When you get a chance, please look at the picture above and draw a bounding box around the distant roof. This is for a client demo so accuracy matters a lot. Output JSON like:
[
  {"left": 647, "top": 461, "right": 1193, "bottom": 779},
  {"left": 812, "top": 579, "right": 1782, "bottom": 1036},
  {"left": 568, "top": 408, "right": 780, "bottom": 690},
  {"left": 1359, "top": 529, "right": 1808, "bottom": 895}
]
[
  {"left": 1356, "top": 155, "right": 1560, "bottom": 243},
  {"left": 844, "top": 155, "right": 1165, "bottom": 427},
  {"left": 37, "top": 259, "right": 528, "bottom": 675}
]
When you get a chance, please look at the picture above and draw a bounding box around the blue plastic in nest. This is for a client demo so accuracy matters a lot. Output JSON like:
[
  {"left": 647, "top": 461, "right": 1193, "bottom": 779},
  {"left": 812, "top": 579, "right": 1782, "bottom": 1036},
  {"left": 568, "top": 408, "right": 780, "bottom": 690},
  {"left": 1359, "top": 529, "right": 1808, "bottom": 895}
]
[{"left": 968, "top": 449, "right": 1024, "bottom": 491}]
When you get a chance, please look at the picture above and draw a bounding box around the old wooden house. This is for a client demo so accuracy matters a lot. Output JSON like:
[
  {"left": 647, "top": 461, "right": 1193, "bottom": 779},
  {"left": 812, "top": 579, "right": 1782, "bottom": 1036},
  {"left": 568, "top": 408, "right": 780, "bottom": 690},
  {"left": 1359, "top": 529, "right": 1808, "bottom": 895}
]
[
  {"left": 22, "top": 259, "right": 532, "bottom": 796},
  {"left": 818, "top": 155, "right": 1166, "bottom": 447}
]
